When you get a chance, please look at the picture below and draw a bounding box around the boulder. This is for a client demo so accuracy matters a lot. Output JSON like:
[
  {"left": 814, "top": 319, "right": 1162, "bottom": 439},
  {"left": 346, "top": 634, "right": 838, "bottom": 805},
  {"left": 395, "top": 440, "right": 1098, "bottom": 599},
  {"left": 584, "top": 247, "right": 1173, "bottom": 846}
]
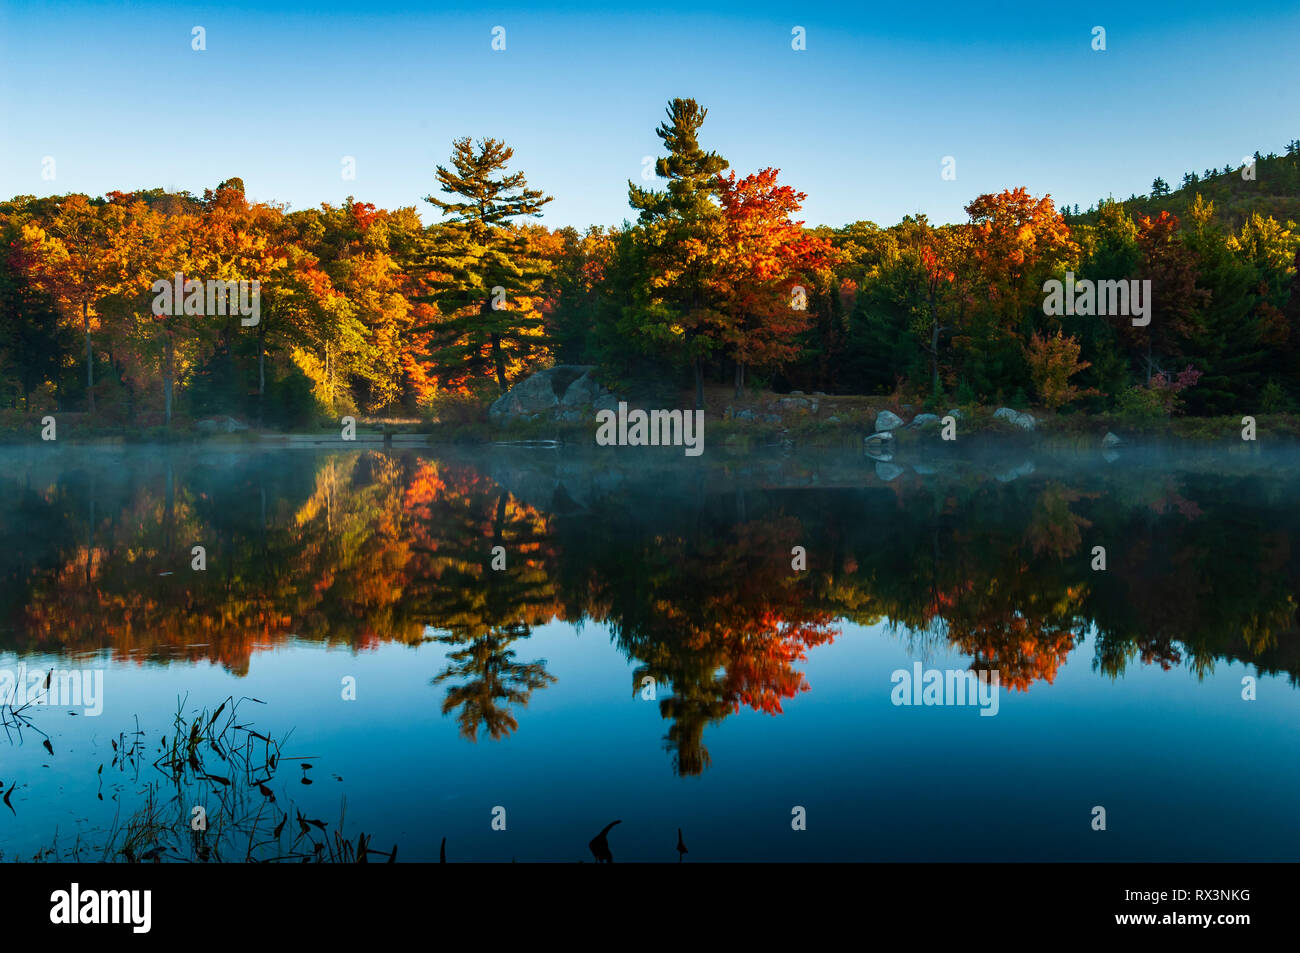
[
  {"left": 875, "top": 410, "right": 905, "bottom": 431},
  {"left": 993, "top": 407, "right": 1036, "bottom": 431},
  {"left": 560, "top": 370, "right": 603, "bottom": 407},
  {"left": 909, "top": 413, "right": 940, "bottom": 429},
  {"left": 734, "top": 408, "right": 756, "bottom": 421},
  {"left": 875, "top": 462, "right": 905, "bottom": 481},
  {"left": 489, "top": 373, "right": 560, "bottom": 422},
  {"left": 946, "top": 408, "right": 964, "bottom": 420},
  {"left": 1101, "top": 431, "right": 1122, "bottom": 448},
  {"left": 489, "top": 365, "right": 619, "bottom": 424}
]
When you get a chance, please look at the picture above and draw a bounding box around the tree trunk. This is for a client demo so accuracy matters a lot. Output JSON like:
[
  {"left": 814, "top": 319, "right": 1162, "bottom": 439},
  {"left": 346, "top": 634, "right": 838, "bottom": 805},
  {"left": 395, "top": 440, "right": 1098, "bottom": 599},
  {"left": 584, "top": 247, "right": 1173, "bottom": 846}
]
[
  {"left": 491, "top": 332, "right": 508, "bottom": 395},
  {"left": 257, "top": 323, "right": 266, "bottom": 427},
  {"left": 930, "top": 314, "right": 941, "bottom": 392},
  {"left": 694, "top": 357, "right": 704, "bottom": 411},
  {"left": 163, "top": 332, "right": 174, "bottom": 426},
  {"left": 83, "top": 300, "right": 94, "bottom": 413},
  {"left": 734, "top": 361, "right": 745, "bottom": 398}
]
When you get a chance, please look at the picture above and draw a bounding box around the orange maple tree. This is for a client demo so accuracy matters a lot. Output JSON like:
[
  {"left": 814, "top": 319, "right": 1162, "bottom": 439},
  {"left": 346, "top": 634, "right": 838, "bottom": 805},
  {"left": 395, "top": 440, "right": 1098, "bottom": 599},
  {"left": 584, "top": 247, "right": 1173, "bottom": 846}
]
[{"left": 713, "top": 168, "right": 836, "bottom": 394}]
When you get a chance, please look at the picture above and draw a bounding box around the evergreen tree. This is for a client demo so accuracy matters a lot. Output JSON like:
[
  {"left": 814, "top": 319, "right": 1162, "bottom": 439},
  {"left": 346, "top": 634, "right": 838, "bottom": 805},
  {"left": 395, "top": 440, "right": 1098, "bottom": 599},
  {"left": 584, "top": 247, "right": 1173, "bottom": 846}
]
[
  {"left": 627, "top": 98, "right": 729, "bottom": 409},
  {"left": 414, "top": 137, "right": 553, "bottom": 394}
]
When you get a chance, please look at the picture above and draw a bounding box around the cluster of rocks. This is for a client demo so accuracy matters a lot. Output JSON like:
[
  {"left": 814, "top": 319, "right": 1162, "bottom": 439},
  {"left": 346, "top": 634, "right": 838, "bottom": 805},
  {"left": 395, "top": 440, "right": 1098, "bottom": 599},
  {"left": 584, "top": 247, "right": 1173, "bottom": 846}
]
[
  {"left": 488, "top": 366, "right": 620, "bottom": 424},
  {"left": 992, "top": 407, "right": 1036, "bottom": 431},
  {"left": 865, "top": 407, "right": 964, "bottom": 456},
  {"left": 870, "top": 407, "right": 964, "bottom": 434}
]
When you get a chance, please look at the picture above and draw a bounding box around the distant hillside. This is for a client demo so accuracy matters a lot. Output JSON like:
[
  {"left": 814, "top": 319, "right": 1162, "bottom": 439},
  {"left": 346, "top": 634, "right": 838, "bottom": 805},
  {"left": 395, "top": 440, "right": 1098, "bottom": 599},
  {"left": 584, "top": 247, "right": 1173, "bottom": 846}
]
[{"left": 1064, "top": 140, "right": 1300, "bottom": 229}]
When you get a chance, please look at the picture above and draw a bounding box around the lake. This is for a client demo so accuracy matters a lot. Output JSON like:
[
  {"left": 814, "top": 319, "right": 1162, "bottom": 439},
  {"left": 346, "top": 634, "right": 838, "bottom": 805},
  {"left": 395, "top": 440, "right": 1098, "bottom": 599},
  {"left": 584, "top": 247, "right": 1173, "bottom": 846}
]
[{"left": 1, "top": 442, "right": 1298, "bottom": 862}]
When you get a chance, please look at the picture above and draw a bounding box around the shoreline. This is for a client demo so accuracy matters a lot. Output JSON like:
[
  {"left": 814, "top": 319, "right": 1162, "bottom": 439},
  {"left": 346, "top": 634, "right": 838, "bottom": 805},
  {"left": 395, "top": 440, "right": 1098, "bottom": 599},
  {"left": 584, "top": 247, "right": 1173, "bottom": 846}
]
[{"left": 1, "top": 409, "right": 1298, "bottom": 449}]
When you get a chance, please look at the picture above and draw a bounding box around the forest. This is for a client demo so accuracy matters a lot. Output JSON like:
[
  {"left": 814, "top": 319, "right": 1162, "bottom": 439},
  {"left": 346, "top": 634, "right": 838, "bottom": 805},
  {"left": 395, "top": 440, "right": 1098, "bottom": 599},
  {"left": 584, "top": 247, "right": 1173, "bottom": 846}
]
[{"left": 2, "top": 97, "right": 1299, "bottom": 430}]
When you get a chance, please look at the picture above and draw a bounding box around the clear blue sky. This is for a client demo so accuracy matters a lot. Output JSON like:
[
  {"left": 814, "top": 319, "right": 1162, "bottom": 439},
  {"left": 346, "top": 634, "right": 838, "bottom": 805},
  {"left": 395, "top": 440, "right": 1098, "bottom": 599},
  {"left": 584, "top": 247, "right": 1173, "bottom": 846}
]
[{"left": 2, "top": 1, "right": 1298, "bottom": 229}]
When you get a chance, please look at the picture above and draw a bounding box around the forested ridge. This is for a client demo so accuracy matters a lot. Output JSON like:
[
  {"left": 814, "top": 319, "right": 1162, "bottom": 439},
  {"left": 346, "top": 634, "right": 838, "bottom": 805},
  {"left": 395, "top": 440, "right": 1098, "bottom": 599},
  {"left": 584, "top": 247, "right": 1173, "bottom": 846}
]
[{"left": 3, "top": 99, "right": 1298, "bottom": 429}]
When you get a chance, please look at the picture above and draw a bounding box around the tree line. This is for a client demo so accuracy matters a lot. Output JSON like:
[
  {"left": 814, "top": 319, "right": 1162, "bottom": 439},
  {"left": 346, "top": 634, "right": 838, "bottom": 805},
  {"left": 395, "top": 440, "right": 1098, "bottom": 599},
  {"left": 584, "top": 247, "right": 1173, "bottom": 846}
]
[{"left": 2, "top": 98, "right": 1298, "bottom": 424}]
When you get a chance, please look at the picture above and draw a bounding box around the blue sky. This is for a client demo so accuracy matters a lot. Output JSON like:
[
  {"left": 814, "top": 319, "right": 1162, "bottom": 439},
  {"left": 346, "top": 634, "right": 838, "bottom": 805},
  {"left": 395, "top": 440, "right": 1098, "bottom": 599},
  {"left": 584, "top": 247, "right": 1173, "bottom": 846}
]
[{"left": 2, "top": 1, "right": 1298, "bottom": 229}]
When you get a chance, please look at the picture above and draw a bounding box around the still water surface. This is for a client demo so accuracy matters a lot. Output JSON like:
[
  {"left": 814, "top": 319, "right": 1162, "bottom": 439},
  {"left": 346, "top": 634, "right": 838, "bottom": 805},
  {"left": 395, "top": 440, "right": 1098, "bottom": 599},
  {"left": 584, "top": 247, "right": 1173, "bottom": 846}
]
[{"left": 1, "top": 444, "right": 1297, "bottom": 861}]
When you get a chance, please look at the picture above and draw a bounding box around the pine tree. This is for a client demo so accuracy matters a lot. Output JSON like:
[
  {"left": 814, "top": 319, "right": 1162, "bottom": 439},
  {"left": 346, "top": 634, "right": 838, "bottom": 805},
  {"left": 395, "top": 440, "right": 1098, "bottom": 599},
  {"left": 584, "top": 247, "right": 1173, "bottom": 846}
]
[
  {"left": 414, "top": 137, "right": 553, "bottom": 394},
  {"left": 627, "top": 98, "right": 729, "bottom": 409}
]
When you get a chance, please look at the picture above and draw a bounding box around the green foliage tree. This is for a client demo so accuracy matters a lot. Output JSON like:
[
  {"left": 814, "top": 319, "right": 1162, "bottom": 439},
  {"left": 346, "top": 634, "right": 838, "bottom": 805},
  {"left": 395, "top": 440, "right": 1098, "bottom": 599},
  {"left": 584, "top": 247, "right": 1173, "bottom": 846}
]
[
  {"left": 414, "top": 137, "right": 554, "bottom": 395},
  {"left": 626, "top": 98, "right": 730, "bottom": 409}
]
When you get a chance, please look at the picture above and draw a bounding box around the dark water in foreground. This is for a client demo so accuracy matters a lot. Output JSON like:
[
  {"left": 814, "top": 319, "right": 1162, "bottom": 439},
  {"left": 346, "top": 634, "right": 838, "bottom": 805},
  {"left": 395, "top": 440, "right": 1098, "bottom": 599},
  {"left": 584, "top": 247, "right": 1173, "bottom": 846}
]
[{"left": 1, "top": 444, "right": 1298, "bottom": 862}]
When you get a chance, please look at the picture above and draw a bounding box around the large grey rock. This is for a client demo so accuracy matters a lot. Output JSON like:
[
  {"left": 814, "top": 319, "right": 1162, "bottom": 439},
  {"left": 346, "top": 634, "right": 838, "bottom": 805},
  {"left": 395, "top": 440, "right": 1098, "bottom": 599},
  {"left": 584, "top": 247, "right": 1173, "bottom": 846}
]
[
  {"left": 560, "top": 370, "right": 603, "bottom": 407},
  {"left": 875, "top": 462, "right": 905, "bottom": 482},
  {"left": 875, "top": 410, "right": 905, "bottom": 432},
  {"left": 1101, "top": 431, "right": 1122, "bottom": 448},
  {"left": 909, "top": 413, "right": 940, "bottom": 429},
  {"left": 993, "top": 407, "right": 1036, "bottom": 431},
  {"left": 490, "top": 373, "right": 560, "bottom": 421},
  {"left": 734, "top": 408, "right": 756, "bottom": 421},
  {"left": 489, "top": 365, "right": 618, "bottom": 423},
  {"left": 946, "top": 408, "right": 964, "bottom": 420}
]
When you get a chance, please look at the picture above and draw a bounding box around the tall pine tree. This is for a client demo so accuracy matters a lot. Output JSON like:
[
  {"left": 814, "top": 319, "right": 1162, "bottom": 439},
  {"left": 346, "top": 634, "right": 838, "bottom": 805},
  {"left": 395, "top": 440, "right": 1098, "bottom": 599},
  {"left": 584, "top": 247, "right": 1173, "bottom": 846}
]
[
  {"left": 415, "top": 137, "right": 553, "bottom": 394},
  {"left": 627, "top": 99, "right": 729, "bottom": 409}
]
